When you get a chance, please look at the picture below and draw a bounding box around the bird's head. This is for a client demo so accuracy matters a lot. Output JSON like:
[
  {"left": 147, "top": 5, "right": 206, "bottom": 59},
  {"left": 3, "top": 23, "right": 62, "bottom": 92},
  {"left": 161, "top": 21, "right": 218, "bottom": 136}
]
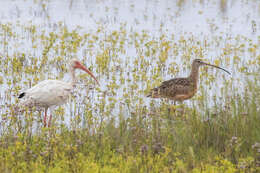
[
  {"left": 193, "top": 59, "right": 205, "bottom": 67},
  {"left": 70, "top": 58, "right": 82, "bottom": 69},
  {"left": 70, "top": 58, "right": 100, "bottom": 85},
  {"left": 192, "top": 59, "right": 231, "bottom": 75}
]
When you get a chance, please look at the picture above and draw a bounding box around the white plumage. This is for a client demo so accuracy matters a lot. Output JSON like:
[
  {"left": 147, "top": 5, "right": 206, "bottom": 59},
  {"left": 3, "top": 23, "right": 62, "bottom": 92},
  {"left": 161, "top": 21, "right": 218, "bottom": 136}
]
[
  {"left": 20, "top": 80, "right": 72, "bottom": 108},
  {"left": 18, "top": 59, "right": 99, "bottom": 127}
]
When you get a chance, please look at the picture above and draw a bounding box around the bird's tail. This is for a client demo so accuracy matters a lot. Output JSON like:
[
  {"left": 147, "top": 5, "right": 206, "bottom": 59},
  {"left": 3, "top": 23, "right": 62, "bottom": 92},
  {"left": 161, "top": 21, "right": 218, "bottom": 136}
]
[
  {"left": 147, "top": 88, "right": 160, "bottom": 98},
  {"left": 18, "top": 92, "right": 25, "bottom": 99}
]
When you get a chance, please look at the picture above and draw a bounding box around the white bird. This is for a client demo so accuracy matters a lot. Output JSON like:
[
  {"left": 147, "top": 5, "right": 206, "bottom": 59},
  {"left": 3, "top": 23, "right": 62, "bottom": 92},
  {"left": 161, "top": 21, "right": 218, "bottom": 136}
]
[{"left": 18, "top": 58, "right": 99, "bottom": 127}]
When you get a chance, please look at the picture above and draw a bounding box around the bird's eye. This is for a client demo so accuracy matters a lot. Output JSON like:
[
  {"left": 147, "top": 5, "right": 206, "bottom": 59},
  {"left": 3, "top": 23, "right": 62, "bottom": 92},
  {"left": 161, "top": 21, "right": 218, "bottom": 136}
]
[{"left": 73, "top": 61, "right": 80, "bottom": 67}]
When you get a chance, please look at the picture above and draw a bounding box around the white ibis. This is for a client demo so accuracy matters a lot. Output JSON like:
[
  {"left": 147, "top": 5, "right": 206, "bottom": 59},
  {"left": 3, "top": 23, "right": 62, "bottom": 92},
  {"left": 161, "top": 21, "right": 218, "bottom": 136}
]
[{"left": 18, "top": 58, "right": 99, "bottom": 127}]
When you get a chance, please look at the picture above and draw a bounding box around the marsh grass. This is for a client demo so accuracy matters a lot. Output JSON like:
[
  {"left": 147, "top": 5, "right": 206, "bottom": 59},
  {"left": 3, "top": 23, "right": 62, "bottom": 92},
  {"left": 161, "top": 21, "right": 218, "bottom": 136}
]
[
  {"left": 0, "top": 5, "right": 260, "bottom": 172},
  {"left": 0, "top": 83, "right": 259, "bottom": 172}
]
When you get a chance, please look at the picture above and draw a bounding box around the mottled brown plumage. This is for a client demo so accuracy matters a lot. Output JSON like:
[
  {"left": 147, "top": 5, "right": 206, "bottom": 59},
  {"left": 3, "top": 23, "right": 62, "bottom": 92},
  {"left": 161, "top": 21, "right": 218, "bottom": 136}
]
[{"left": 147, "top": 59, "right": 230, "bottom": 101}]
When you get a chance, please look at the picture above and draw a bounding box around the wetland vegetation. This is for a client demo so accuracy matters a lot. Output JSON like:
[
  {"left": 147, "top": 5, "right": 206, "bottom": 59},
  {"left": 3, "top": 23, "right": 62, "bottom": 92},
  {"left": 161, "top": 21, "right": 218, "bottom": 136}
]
[{"left": 0, "top": 0, "right": 260, "bottom": 172}]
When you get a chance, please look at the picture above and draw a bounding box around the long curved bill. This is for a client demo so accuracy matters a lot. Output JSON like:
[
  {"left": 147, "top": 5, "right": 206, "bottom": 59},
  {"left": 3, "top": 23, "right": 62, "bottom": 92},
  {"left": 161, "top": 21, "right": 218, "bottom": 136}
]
[
  {"left": 203, "top": 62, "right": 231, "bottom": 75},
  {"left": 76, "top": 63, "right": 100, "bottom": 85}
]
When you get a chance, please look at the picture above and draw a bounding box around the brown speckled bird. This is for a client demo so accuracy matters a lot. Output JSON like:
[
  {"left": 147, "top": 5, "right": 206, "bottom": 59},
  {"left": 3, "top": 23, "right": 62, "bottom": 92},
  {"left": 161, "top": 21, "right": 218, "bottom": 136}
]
[{"left": 147, "top": 59, "right": 230, "bottom": 102}]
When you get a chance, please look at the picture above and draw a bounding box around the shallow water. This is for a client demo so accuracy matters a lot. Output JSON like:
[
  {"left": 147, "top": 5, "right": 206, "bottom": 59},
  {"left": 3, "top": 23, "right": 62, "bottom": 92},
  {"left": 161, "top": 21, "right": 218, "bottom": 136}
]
[
  {"left": 0, "top": 0, "right": 259, "bottom": 130},
  {"left": 1, "top": 0, "right": 259, "bottom": 35}
]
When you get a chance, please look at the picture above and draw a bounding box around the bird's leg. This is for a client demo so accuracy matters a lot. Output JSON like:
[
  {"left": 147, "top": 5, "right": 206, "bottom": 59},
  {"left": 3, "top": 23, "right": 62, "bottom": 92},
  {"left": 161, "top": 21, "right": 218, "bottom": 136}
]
[
  {"left": 178, "top": 101, "right": 185, "bottom": 119},
  {"left": 172, "top": 101, "right": 177, "bottom": 115},
  {"left": 48, "top": 114, "right": 52, "bottom": 127},
  {"left": 169, "top": 100, "right": 175, "bottom": 112},
  {"left": 166, "top": 99, "right": 171, "bottom": 114},
  {"left": 167, "top": 100, "right": 177, "bottom": 116},
  {"left": 167, "top": 99, "right": 174, "bottom": 120},
  {"left": 48, "top": 107, "right": 54, "bottom": 127},
  {"left": 43, "top": 107, "right": 48, "bottom": 127}
]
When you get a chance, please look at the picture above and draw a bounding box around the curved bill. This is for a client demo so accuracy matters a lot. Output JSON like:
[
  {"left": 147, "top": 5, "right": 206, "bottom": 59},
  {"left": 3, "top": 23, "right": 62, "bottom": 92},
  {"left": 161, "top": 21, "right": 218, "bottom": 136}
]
[
  {"left": 202, "top": 62, "right": 231, "bottom": 75},
  {"left": 76, "top": 63, "right": 100, "bottom": 85}
]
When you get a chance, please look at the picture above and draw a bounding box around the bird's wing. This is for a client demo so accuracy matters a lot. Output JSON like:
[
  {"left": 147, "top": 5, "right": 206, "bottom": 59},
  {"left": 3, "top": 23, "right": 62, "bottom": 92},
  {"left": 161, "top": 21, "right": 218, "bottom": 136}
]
[
  {"left": 148, "top": 78, "right": 193, "bottom": 99},
  {"left": 22, "top": 80, "right": 72, "bottom": 107}
]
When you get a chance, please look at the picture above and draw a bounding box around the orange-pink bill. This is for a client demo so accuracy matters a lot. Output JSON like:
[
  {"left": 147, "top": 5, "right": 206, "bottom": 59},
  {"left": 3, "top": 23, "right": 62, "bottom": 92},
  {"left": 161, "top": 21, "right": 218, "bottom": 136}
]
[{"left": 76, "top": 63, "right": 100, "bottom": 85}]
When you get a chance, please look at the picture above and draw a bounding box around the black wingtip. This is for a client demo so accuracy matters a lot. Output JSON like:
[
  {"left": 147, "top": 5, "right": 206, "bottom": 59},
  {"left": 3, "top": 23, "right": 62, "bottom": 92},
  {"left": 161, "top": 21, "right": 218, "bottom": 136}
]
[{"left": 18, "top": 92, "right": 25, "bottom": 99}]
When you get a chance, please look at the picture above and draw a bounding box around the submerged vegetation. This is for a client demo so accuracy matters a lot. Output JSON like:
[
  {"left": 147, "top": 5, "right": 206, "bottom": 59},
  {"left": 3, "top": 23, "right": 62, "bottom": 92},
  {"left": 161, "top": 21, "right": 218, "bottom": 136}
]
[{"left": 0, "top": 0, "right": 260, "bottom": 172}]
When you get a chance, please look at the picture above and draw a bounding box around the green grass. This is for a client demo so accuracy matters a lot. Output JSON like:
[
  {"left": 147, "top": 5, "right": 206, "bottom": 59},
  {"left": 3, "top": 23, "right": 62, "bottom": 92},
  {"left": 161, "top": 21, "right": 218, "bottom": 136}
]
[{"left": 0, "top": 85, "right": 259, "bottom": 172}]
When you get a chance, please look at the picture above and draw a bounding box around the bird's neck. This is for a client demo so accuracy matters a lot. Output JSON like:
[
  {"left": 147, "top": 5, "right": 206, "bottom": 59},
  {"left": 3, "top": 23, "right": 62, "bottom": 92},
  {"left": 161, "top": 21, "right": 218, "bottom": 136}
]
[
  {"left": 70, "top": 68, "right": 76, "bottom": 87},
  {"left": 189, "top": 65, "right": 200, "bottom": 86}
]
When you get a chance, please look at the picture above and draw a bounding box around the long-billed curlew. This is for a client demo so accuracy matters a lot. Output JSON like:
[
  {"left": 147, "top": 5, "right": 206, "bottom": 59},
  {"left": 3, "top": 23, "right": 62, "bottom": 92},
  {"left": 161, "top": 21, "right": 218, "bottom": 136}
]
[{"left": 147, "top": 59, "right": 230, "bottom": 102}]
